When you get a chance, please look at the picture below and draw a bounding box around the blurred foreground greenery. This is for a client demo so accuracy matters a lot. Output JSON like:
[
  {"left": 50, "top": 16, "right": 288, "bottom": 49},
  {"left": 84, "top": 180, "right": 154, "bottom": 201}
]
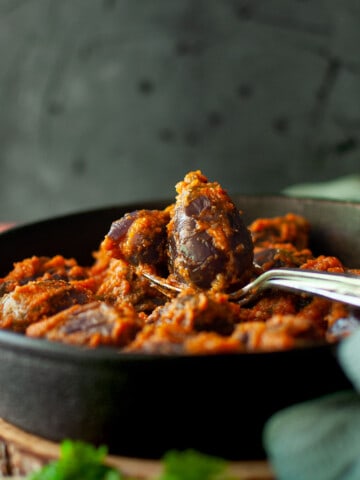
[{"left": 28, "top": 440, "right": 238, "bottom": 480}]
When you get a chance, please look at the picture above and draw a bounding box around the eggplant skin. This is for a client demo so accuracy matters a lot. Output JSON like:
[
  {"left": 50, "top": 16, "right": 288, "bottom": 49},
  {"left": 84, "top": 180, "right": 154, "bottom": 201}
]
[
  {"left": 167, "top": 171, "right": 254, "bottom": 290},
  {"left": 106, "top": 209, "right": 170, "bottom": 269}
]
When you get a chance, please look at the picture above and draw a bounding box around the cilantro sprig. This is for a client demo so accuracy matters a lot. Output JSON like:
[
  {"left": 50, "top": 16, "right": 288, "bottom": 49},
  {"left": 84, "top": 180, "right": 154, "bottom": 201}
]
[
  {"left": 27, "top": 440, "right": 238, "bottom": 480},
  {"left": 28, "top": 440, "right": 123, "bottom": 480}
]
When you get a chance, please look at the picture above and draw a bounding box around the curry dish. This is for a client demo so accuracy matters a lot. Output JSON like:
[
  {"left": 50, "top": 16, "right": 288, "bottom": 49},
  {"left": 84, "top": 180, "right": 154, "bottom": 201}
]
[{"left": 1, "top": 170, "right": 359, "bottom": 353}]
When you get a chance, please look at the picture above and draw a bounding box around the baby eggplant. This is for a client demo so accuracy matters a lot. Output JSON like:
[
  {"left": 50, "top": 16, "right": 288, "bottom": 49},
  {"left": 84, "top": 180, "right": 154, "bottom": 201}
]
[
  {"left": 167, "top": 170, "right": 254, "bottom": 291},
  {"left": 104, "top": 209, "right": 170, "bottom": 272}
]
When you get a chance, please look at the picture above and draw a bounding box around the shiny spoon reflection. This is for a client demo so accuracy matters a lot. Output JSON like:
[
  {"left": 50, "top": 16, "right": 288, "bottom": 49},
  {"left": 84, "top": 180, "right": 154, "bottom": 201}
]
[{"left": 142, "top": 268, "right": 360, "bottom": 308}]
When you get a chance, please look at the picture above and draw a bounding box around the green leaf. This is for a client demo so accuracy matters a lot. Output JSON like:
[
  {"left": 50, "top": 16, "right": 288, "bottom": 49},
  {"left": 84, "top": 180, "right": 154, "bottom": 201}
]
[
  {"left": 28, "top": 440, "right": 125, "bottom": 480},
  {"left": 158, "top": 449, "right": 236, "bottom": 480},
  {"left": 27, "top": 441, "right": 240, "bottom": 480}
]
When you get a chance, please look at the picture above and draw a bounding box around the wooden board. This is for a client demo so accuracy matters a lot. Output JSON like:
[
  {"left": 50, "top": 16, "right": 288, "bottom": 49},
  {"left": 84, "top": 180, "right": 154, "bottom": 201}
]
[{"left": 0, "top": 418, "right": 275, "bottom": 479}]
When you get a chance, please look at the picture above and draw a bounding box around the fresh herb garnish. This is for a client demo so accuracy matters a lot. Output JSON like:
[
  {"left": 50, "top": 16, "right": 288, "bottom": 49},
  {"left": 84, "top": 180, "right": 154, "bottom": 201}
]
[
  {"left": 159, "top": 449, "right": 237, "bottom": 480},
  {"left": 27, "top": 441, "right": 238, "bottom": 480},
  {"left": 28, "top": 440, "right": 124, "bottom": 480}
]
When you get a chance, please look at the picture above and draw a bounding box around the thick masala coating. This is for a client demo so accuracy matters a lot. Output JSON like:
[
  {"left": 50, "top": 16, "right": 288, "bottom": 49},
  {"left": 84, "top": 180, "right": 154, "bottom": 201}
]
[
  {"left": 167, "top": 170, "right": 254, "bottom": 291},
  {"left": 0, "top": 279, "right": 94, "bottom": 332},
  {"left": 103, "top": 208, "right": 171, "bottom": 274},
  {"left": 27, "top": 300, "right": 142, "bottom": 348}
]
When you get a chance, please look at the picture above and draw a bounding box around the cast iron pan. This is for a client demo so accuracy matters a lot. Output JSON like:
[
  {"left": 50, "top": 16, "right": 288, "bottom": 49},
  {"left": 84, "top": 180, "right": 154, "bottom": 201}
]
[{"left": 0, "top": 195, "right": 359, "bottom": 461}]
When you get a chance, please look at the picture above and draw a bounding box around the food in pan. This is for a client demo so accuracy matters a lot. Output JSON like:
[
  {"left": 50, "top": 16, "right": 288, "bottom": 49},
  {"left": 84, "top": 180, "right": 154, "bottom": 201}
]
[{"left": 1, "top": 170, "right": 360, "bottom": 353}]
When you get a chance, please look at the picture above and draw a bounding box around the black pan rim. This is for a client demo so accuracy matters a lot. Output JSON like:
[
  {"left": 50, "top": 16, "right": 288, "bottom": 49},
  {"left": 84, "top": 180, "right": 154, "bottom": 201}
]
[{"left": 0, "top": 327, "right": 338, "bottom": 364}]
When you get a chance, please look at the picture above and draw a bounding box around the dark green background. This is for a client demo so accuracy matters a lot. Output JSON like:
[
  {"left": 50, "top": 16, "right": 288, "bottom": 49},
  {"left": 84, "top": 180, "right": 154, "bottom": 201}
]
[{"left": 0, "top": 0, "right": 359, "bottom": 222}]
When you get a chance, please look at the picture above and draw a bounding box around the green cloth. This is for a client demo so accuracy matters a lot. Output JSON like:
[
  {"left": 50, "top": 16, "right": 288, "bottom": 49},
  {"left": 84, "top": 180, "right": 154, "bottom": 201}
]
[
  {"left": 263, "top": 329, "right": 360, "bottom": 480},
  {"left": 283, "top": 174, "right": 360, "bottom": 202}
]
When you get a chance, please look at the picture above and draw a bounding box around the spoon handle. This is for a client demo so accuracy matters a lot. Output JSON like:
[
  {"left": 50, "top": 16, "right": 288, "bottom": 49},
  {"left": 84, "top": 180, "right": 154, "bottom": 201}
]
[{"left": 245, "top": 268, "right": 360, "bottom": 308}]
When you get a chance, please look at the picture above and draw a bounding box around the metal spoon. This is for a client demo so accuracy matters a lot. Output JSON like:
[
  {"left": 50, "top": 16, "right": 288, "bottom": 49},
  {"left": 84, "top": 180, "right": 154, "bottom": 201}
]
[{"left": 142, "top": 268, "right": 360, "bottom": 307}]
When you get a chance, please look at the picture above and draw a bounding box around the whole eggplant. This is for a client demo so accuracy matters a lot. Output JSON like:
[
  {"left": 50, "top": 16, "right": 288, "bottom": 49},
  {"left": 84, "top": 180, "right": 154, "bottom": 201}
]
[
  {"left": 167, "top": 171, "right": 254, "bottom": 291},
  {"left": 106, "top": 208, "right": 170, "bottom": 273}
]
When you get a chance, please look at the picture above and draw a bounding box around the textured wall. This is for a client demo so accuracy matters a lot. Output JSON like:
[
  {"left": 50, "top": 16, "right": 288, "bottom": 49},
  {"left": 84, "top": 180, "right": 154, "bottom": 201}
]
[{"left": 0, "top": 0, "right": 359, "bottom": 222}]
